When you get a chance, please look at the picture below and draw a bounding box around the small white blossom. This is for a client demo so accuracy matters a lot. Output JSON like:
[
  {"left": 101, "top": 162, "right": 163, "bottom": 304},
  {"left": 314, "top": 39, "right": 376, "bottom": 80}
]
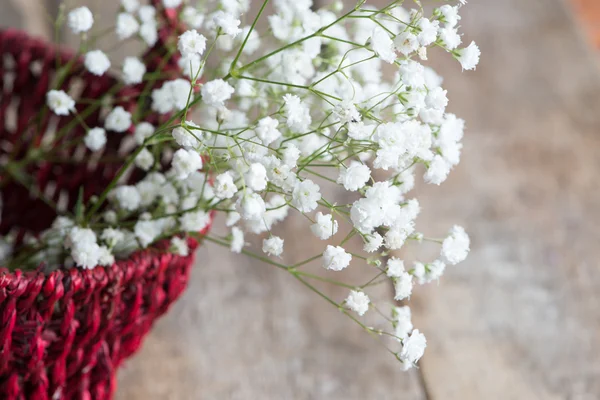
[
  {"left": 400, "top": 329, "right": 427, "bottom": 365},
  {"left": 322, "top": 245, "right": 351, "bottom": 271},
  {"left": 68, "top": 7, "right": 94, "bottom": 34},
  {"left": 212, "top": 11, "right": 242, "bottom": 38},
  {"left": 417, "top": 18, "right": 439, "bottom": 46},
  {"left": 283, "top": 94, "right": 311, "bottom": 132},
  {"left": 245, "top": 163, "right": 268, "bottom": 191},
  {"left": 424, "top": 155, "right": 450, "bottom": 185},
  {"left": 163, "top": 0, "right": 182, "bottom": 8},
  {"left": 457, "top": 41, "right": 481, "bottom": 71},
  {"left": 172, "top": 148, "right": 203, "bottom": 180},
  {"left": 393, "top": 306, "right": 413, "bottom": 340},
  {"left": 214, "top": 172, "right": 238, "bottom": 199},
  {"left": 394, "top": 272, "right": 413, "bottom": 301},
  {"left": 230, "top": 226, "right": 245, "bottom": 253},
  {"left": 364, "top": 232, "right": 383, "bottom": 253},
  {"left": 121, "top": 0, "right": 139, "bottom": 13},
  {"left": 134, "top": 122, "right": 154, "bottom": 145},
  {"left": 345, "top": 290, "right": 370, "bottom": 316},
  {"left": 182, "top": 6, "right": 204, "bottom": 28},
  {"left": 135, "top": 148, "right": 154, "bottom": 171},
  {"left": 140, "top": 21, "right": 158, "bottom": 46},
  {"left": 178, "top": 30, "right": 207, "bottom": 57},
  {"left": 201, "top": 79, "right": 235, "bottom": 108},
  {"left": 84, "top": 127, "right": 106, "bottom": 151},
  {"left": 46, "top": 90, "right": 75, "bottom": 115},
  {"left": 386, "top": 257, "right": 405, "bottom": 278},
  {"left": 105, "top": 106, "right": 132, "bottom": 132},
  {"left": 394, "top": 31, "right": 419, "bottom": 56},
  {"left": 237, "top": 193, "right": 266, "bottom": 220},
  {"left": 439, "top": 27, "right": 462, "bottom": 50},
  {"left": 255, "top": 117, "right": 281, "bottom": 146},
  {"left": 262, "top": 236, "right": 284, "bottom": 257},
  {"left": 138, "top": 5, "right": 155, "bottom": 22},
  {"left": 439, "top": 5, "right": 461, "bottom": 28},
  {"left": 122, "top": 57, "right": 146, "bottom": 84},
  {"left": 180, "top": 210, "right": 211, "bottom": 232},
  {"left": 116, "top": 13, "right": 139, "bottom": 40},
  {"left": 337, "top": 161, "right": 371, "bottom": 192},
  {"left": 112, "top": 185, "right": 141, "bottom": 211},
  {"left": 84, "top": 50, "right": 110, "bottom": 76},
  {"left": 371, "top": 27, "right": 396, "bottom": 64},
  {"left": 441, "top": 225, "right": 470, "bottom": 265},
  {"left": 282, "top": 144, "right": 301, "bottom": 168},
  {"left": 172, "top": 122, "right": 201, "bottom": 148},
  {"left": 170, "top": 237, "right": 189, "bottom": 256},
  {"left": 292, "top": 179, "right": 321, "bottom": 213},
  {"left": 310, "top": 212, "right": 338, "bottom": 240}
]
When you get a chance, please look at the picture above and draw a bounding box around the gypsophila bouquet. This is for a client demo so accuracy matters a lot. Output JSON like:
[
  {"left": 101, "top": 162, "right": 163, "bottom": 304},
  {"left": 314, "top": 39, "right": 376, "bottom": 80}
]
[{"left": 0, "top": 0, "right": 478, "bottom": 371}]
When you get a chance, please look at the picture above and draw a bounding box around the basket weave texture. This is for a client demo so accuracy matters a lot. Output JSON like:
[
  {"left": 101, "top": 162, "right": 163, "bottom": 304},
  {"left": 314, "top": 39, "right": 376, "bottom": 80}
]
[{"left": 0, "top": 5, "right": 204, "bottom": 399}]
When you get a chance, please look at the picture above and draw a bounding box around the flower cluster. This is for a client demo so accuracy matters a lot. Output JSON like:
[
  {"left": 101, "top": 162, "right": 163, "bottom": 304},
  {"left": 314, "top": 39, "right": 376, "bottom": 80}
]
[{"left": 5, "top": 0, "right": 479, "bottom": 369}]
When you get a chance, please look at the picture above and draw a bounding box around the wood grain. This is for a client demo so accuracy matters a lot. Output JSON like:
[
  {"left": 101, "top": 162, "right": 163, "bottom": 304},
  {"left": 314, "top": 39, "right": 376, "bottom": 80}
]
[{"left": 3, "top": 0, "right": 600, "bottom": 399}]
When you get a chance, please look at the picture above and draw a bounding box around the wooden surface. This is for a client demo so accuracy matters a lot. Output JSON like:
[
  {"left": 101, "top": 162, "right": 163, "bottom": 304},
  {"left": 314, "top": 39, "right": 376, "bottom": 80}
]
[{"left": 4, "top": 0, "right": 600, "bottom": 398}]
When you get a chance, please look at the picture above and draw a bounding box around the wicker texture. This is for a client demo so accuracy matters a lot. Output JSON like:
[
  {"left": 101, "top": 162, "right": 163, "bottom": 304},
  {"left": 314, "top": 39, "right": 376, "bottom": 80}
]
[{"left": 0, "top": 4, "right": 203, "bottom": 399}]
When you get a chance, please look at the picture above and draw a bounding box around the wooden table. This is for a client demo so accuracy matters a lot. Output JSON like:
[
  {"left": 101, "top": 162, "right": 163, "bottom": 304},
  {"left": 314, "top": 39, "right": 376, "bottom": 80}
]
[{"left": 2, "top": 0, "right": 599, "bottom": 398}]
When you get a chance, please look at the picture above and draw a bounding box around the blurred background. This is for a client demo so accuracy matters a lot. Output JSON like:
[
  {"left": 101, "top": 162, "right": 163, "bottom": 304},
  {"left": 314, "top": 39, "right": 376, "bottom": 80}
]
[{"left": 2, "top": 0, "right": 600, "bottom": 398}]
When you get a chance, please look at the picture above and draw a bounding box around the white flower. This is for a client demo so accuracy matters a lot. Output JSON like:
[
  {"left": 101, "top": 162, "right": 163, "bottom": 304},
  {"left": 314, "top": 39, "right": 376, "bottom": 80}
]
[
  {"left": 230, "top": 226, "right": 245, "bottom": 253},
  {"left": 333, "top": 101, "right": 361, "bottom": 124},
  {"left": 71, "top": 239, "right": 102, "bottom": 269},
  {"left": 138, "top": 5, "right": 155, "bottom": 22},
  {"left": 212, "top": 11, "right": 242, "bottom": 38},
  {"left": 172, "top": 148, "right": 203, "bottom": 180},
  {"left": 237, "top": 193, "right": 266, "bottom": 220},
  {"left": 427, "top": 259, "right": 446, "bottom": 282},
  {"left": 439, "top": 5, "right": 460, "bottom": 28},
  {"left": 140, "top": 21, "right": 158, "bottom": 46},
  {"left": 112, "top": 185, "right": 141, "bottom": 211},
  {"left": 101, "top": 228, "right": 125, "bottom": 248},
  {"left": 116, "top": 13, "right": 139, "bottom": 40},
  {"left": 394, "top": 31, "right": 419, "bottom": 56},
  {"left": 152, "top": 79, "right": 193, "bottom": 113},
  {"left": 255, "top": 117, "right": 281, "bottom": 146},
  {"left": 182, "top": 6, "right": 204, "bottom": 28},
  {"left": 400, "top": 329, "right": 427, "bottom": 365},
  {"left": 322, "top": 245, "right": 352, "bottom": 271},
  {"left": 121, "top": 0, "right": 139, "bottom": 13},
  {"left": 399, "top": 60, "right": 425, "bottom": 88},
  {"left": 263, "top": 236, "right": 284, "bottom": 257},
  {"left": 417, "top": 18, "right": 439, "bottom": 46},
  {"left": 345, "top": 290, "right": 370, "bottom": 316},
  {"left": 439, "top": 27, "right": 461, "bottom": 50},
  {"left": 424, "top": 155, "right": 450, "bottom": 185},
  {"left": 170, "top": 237, "right": 189, "bottom": 256},
  {"left": 337, "top": 161, "right": 371, "bottom": 191},
  {"left": 134, "top": 220, "right": 163, "bottom": 247},
  {"left": 201, "top": 79, "right": 235, "bottom": 107},
  {"left": 65, "top": 227, "right": 96, "bottom": 249},
  {"left": 178, "top": 30, "right": 207, "bottom": 57},
  {"left": 371, "top": 27, "right": 396, "bottom": 63},
  {"left": 393, "top": 306, "right": 413, "bottom": 340},
  {"left": 46, "top": 90, "right": 75, "bottom": 115},
  {"left": 226, "top": 211, "right": 241, "bottom": 227},
  {"left": 425, "top": 87, "right": 448, "bottom": 111},
  {"left": 347, "top": 121, "right": 372, "bottom": 140},
  {"left": 179, "top": 210, "right": 211, "bottom": 231},
  {"left": 457, "top": 41, "right": 480, "bottom": 71},
  {"left": 84, "top": 127, "right": 106, "bottom": 151},
  {"left": 135, "top": 148, "right": 154, "bottom": 171},
  {"left": 84, "top": 50, "right": 110, "bottom": 76},
  {"left": 363, "top": 232, "right": 383, "bottom": 253},
  {"left": 134, "top": 122, "right": 154, "bottom": 145},
  {"left": 282, "top": 144, "right": 301, "bottom": 168},
  {"left": 283, "top": 94, "right": 311, "bottom": 132},
  {"left": 163, "top": 0, "right": 182, "bottom": 8},
  {"left": 292, "top": 179, "right": 321, "bottom": 213},
  {"left": 105, "top": 106, "right": 132, "bottom": 132},
  {"left": 245, "top": 163, "right": 268, "bottom": 191},
  {"left": 310, "top": 212, "right": 338, "bottom": 240},
  {"left": 68, "top": 7, "right": 94, "bottom": 34},
  {"left": 122, "top": 57, "right": 146, "bottom": 84},
  {"left": 441, "top": 225, "right": 470, "bottom": 265},
  {"left": 214, "top": 172, "right": 238, "bottom": 199},
  {"left": 172, "top": 122, "right": 201, "bottom": 148},
  {"left": 394, "top": 272, "right": 413, "bottom": 301},
  {"left": 386, "top": 257, "right": 405, "bottom": 278}
]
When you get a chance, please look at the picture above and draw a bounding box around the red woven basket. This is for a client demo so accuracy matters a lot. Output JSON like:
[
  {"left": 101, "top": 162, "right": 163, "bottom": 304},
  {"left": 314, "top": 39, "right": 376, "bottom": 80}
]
[{"left": 0, "top": 6, "right": 204, "bottom": 399}]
